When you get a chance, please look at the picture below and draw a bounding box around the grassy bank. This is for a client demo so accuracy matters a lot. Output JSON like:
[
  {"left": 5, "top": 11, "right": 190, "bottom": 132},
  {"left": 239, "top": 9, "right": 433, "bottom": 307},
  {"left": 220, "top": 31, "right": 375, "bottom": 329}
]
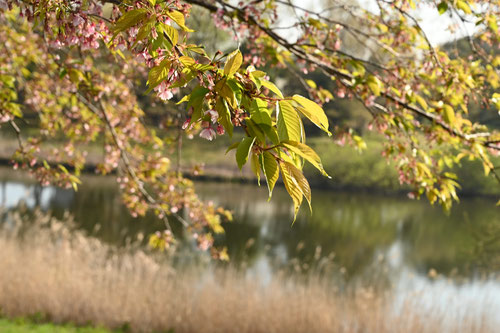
[
  {"left": 0, "top": 131, "right": 498, "bottom": 196},
  {"left": 0, "top": 210, "right": 496, "bottom": 333},
  {"left": 181, "top": 133, "right": 500, "bottom": 196}
]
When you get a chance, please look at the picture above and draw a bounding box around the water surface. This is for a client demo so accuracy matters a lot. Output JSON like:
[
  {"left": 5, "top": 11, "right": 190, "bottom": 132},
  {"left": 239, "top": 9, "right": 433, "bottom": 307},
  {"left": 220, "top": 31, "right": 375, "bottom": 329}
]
[{"left": 1, "top": 169, "right": 500, "bottom": 322}]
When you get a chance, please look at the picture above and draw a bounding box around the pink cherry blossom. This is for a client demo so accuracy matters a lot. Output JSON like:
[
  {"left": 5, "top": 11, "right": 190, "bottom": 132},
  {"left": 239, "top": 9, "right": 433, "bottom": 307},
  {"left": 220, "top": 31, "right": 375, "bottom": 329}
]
[
  {"left": 199, "top": 127, "right": 216, "bottom": 141},
  {"left": 182, "top": 118, "right": 191, "bottom": 130},
  {"left": 204, "top": 109, "right": 218, "bottom": 123},
  {"left": 158, "top": 89, "right": 173, "bottom": 101}
]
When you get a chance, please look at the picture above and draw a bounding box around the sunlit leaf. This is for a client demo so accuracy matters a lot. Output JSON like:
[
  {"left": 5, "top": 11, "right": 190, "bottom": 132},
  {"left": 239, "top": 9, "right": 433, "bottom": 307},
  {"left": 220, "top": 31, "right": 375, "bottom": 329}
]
[
  {"left": 279, "top": 160, "right": 304, "bottom": 222},
  {"left": 216, "top": 98, "right": 233, "bottom": 137},
  {"left": 281, "top": 140, "right": 330, "bottom": 177},
  {"left": 236, "top": 136, "right": 256, "bottom": 170},
  {"left": 114, "top": 9, "right": 148, "bottom": 34},
  {"left": 250, "top": 153, "right": 261, "bottom": 185},
  {"left": 158, "top": 23, "right": 178, "bottom": 46},
  {"left": 277, "top": 100, "right": 301, "bottom": 142},
  {"left": 147, "top": 60, "right": 171, "bottom": 90},
  {"left": 261, "top": 80, "right": 283, "bottom": 98},
  {"left": 166, "top": 10, "right": 194, "bottom": 32},
  {"left": 292, "top": 95, "right": 331, "bottom": 136},
  {"left": 250, "top": 98, "right": 272, "bottom": 127},
  {"left": 261, "top": 151, "right": 279, "bottom": 199},
  {"left": 443, "top": 104, "right": 456, "bottom": 125},
  {"left": 224, "top": 50, "right": 243, "bottom": 76}
]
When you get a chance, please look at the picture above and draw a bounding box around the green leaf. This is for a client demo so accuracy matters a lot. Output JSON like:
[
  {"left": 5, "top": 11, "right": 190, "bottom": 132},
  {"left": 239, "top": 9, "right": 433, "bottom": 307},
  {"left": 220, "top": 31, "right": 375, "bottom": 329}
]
[
  {"left": 415, "top": 95, "right": 428, "bottom": 110},
  {"left": 437, "top": 2, "right": 448, "bottom": 15},
  {"left": 187, "top": 86, "right": 210, "bottom": 123},
  {"left": 225, "top": 141, "right": 240, "bottom": 154},
  {"left": 260, "top": 124, "right": 280, "bottom": 145},
  {"left": 147, "top": 60, "right": 171, "bottom": 90},
  {"left": 261, "top": 80, "right": 283, "bottom": 98},
  {"left": 166, "top": 10, "right": 194, "bottom": 32},
  {"left": 456, "top": 0, "right": 471, "bottom": 14},
  {"left": 443, "top": 104, "right": 456, "bottom": 125},
  {"left": 160, "top": 24, "right": 178, "bottom": 46},
  {"left": 176, "top": 95, "right": 189, "bottom": 104},
  {"left": 134, "top": 20, "right": 154, "bottom": 46},
  {"left": 226, "top": 79, "right": 243, "bottom": 104},
  {"left": 292, "top": 95, "right": 331, "bottom": 135},
  {"left": 287, "top": 161, "right": 312, "bottom": 213},
  {"left": 114, "top": 9, "right": 148, "bottom": 34},
  {"left": 277, "top": 100, "right": 301, "bottom": 142},
  {"left": 236, "top": 137, "right": 256, "bottom": 170},
  {"left": 215, "top": 79, "right": 238, "bottom": 109},
  {"left": 179, "top": 56, "right": 196, "bottom": 67},
  {"left": 246, "top": 119, "right": 266, "bottom": 144},
  {"left": 224, "top": 50, "right": 243, "bottom": 76},
  {"left": 281, "top": 140, "right": 330, "bottom": 178},
  {"left": 216, "top": 98, "right": 233, "bottom": 137},
  {"left": 279, "top": 160, "right": 304, "bottom": 222},
  {"left": 250, "top": 98, "right": 272, "bottom": 127},
  {"left": 250, "top": 153, "right": 261, "bottom": 185},
  {"left": 366, "top": 75, "right": 382, "bottom": 96},
  {"left": 261, "top": 152, "right": 279, "bottom": 199}
]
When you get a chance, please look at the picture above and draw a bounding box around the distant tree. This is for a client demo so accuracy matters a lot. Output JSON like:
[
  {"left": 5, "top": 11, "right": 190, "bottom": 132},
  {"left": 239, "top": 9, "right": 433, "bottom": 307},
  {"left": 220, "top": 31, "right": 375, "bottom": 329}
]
[{"left": 0, "top": 0, "right": 499, "bottom": 251}]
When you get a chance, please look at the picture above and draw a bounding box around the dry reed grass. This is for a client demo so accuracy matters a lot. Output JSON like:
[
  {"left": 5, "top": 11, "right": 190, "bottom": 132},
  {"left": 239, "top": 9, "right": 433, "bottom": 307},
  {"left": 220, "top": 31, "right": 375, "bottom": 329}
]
[{"left": 0, "top": 210, "right": 495, "bottom": 333}]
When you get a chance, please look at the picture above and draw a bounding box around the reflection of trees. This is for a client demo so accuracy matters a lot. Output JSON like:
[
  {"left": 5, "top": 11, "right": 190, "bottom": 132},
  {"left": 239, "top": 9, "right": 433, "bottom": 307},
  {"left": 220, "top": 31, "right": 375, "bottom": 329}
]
[
  {"left": 272, "top": 193, "right": 406, "bottom": 279},
  {"left": 202, "top": 182, "right": 500, "bottom": 281},
  {"left": 400, "top": 198, "right": 500, "bottom": 277},
  {"left": 3, "top": 175, "right": 500, "bottom": 280},
  {"left": 49, "top": 178, "right": 164, "bottom": 246}
]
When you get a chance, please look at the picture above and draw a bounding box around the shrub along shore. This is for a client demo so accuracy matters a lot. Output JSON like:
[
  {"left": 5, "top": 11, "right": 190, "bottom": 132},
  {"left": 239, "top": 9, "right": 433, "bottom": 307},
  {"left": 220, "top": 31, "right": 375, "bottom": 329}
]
[{"left": 0, "top": 133, "right": 497, "bottom": 198}]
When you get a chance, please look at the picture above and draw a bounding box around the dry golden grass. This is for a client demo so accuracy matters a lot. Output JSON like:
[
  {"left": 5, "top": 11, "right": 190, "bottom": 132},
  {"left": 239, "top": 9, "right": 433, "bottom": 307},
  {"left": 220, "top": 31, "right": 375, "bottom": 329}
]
[{"left": 0, "top": 210, "right": 495, "bottom": 333}]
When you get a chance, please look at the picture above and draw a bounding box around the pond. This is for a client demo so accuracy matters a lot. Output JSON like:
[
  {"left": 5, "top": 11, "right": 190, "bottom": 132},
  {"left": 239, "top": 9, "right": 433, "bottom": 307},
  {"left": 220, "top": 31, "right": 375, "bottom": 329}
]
[{"left": 1, "top": 168, "right": 500, "bottom": 323}]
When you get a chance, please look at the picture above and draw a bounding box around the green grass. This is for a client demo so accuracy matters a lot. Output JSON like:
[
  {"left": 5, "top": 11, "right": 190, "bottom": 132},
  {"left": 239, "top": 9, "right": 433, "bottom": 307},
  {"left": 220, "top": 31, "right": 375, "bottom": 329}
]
[{"left": 0, "top": 319, "right": 114, "bottom": 333}]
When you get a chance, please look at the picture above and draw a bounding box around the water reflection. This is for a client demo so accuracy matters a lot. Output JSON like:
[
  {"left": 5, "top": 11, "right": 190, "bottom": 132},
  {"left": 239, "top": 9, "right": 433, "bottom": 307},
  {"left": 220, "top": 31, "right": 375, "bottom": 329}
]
[
  {"left": 1, "top": 173, "right": 499, "bottom": 281},
  {"left": 2, "top": 171, "right": 500, "bottom": 325}
]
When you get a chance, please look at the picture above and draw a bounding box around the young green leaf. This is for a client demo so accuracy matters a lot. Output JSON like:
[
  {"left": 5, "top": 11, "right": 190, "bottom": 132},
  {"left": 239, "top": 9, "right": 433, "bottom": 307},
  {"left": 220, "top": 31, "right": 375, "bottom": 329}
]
[
  {"left": 224, "top": 50, "right": 243, "bottom": 76},
  {"left": 159, "top": 23, "right": 178, "bottom": 46},
  {"left": 179, "top": 56, "right": 196, "bottom": 67},
  {"left": 437, "top": 2, "right": 448, "bottom": 15},
  {"left": 187, "top": 86, "right": 210, "bottom": 123},
  {"left": 250, "top": 98, "right": 272, "bottom": 127},
  {"left": 277, "top": 100, "right": 302, "bottom": 142},
  {"left": 261, "top": 151, "right": 279, "bottom": 199},
  {"left": 443, "top": 104, "right": 456, "bottom": 125},
  {"left": 114, "top": 9, "right": 148, "bottom": 34},
  {"left": 279, "top": 160, "right": 304, "bottom": 222},
  {"left": 366, "top": 75, "right": 382, "bottom": 96},
  {"left": 292, "top": 95, "right": 331, "bottom": 135},
  {"left": 225, "top": 141, "right": 240, "bottom": 154},
  {"left": 250, "top": 153, "right": 261, "bottom": 185},
  {"left": 281, "top": 140, "right": 330, "bottom": 177},
  {"left": 261, "top": 80, "right": 284, "bottom": 98},
  {"left": 287, "top": 161, "right": 312, "bottom": 213},
  {"left": 216, "top": 98, "right": 233, "bottom": 137},
  {"left": 166, "top": 10, "right": 194, "bottom": 32},
  {"left": 246, "top": 119, "right": 266, "bottom": 144},
  {"left": 236, "top": 136, "right": 256, "bottom": 170},
  {"left": 147, "top": 60, "right": 171, "bottom": 90},
  {"left": 216, "top": 79, "right": 238, "bottom": 109}
]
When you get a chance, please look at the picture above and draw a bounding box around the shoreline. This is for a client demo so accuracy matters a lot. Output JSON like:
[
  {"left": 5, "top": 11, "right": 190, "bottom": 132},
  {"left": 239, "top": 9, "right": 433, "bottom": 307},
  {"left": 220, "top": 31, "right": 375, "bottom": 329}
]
[{"left": 0, "top": 156, "right": 497, "bottom": 201}]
